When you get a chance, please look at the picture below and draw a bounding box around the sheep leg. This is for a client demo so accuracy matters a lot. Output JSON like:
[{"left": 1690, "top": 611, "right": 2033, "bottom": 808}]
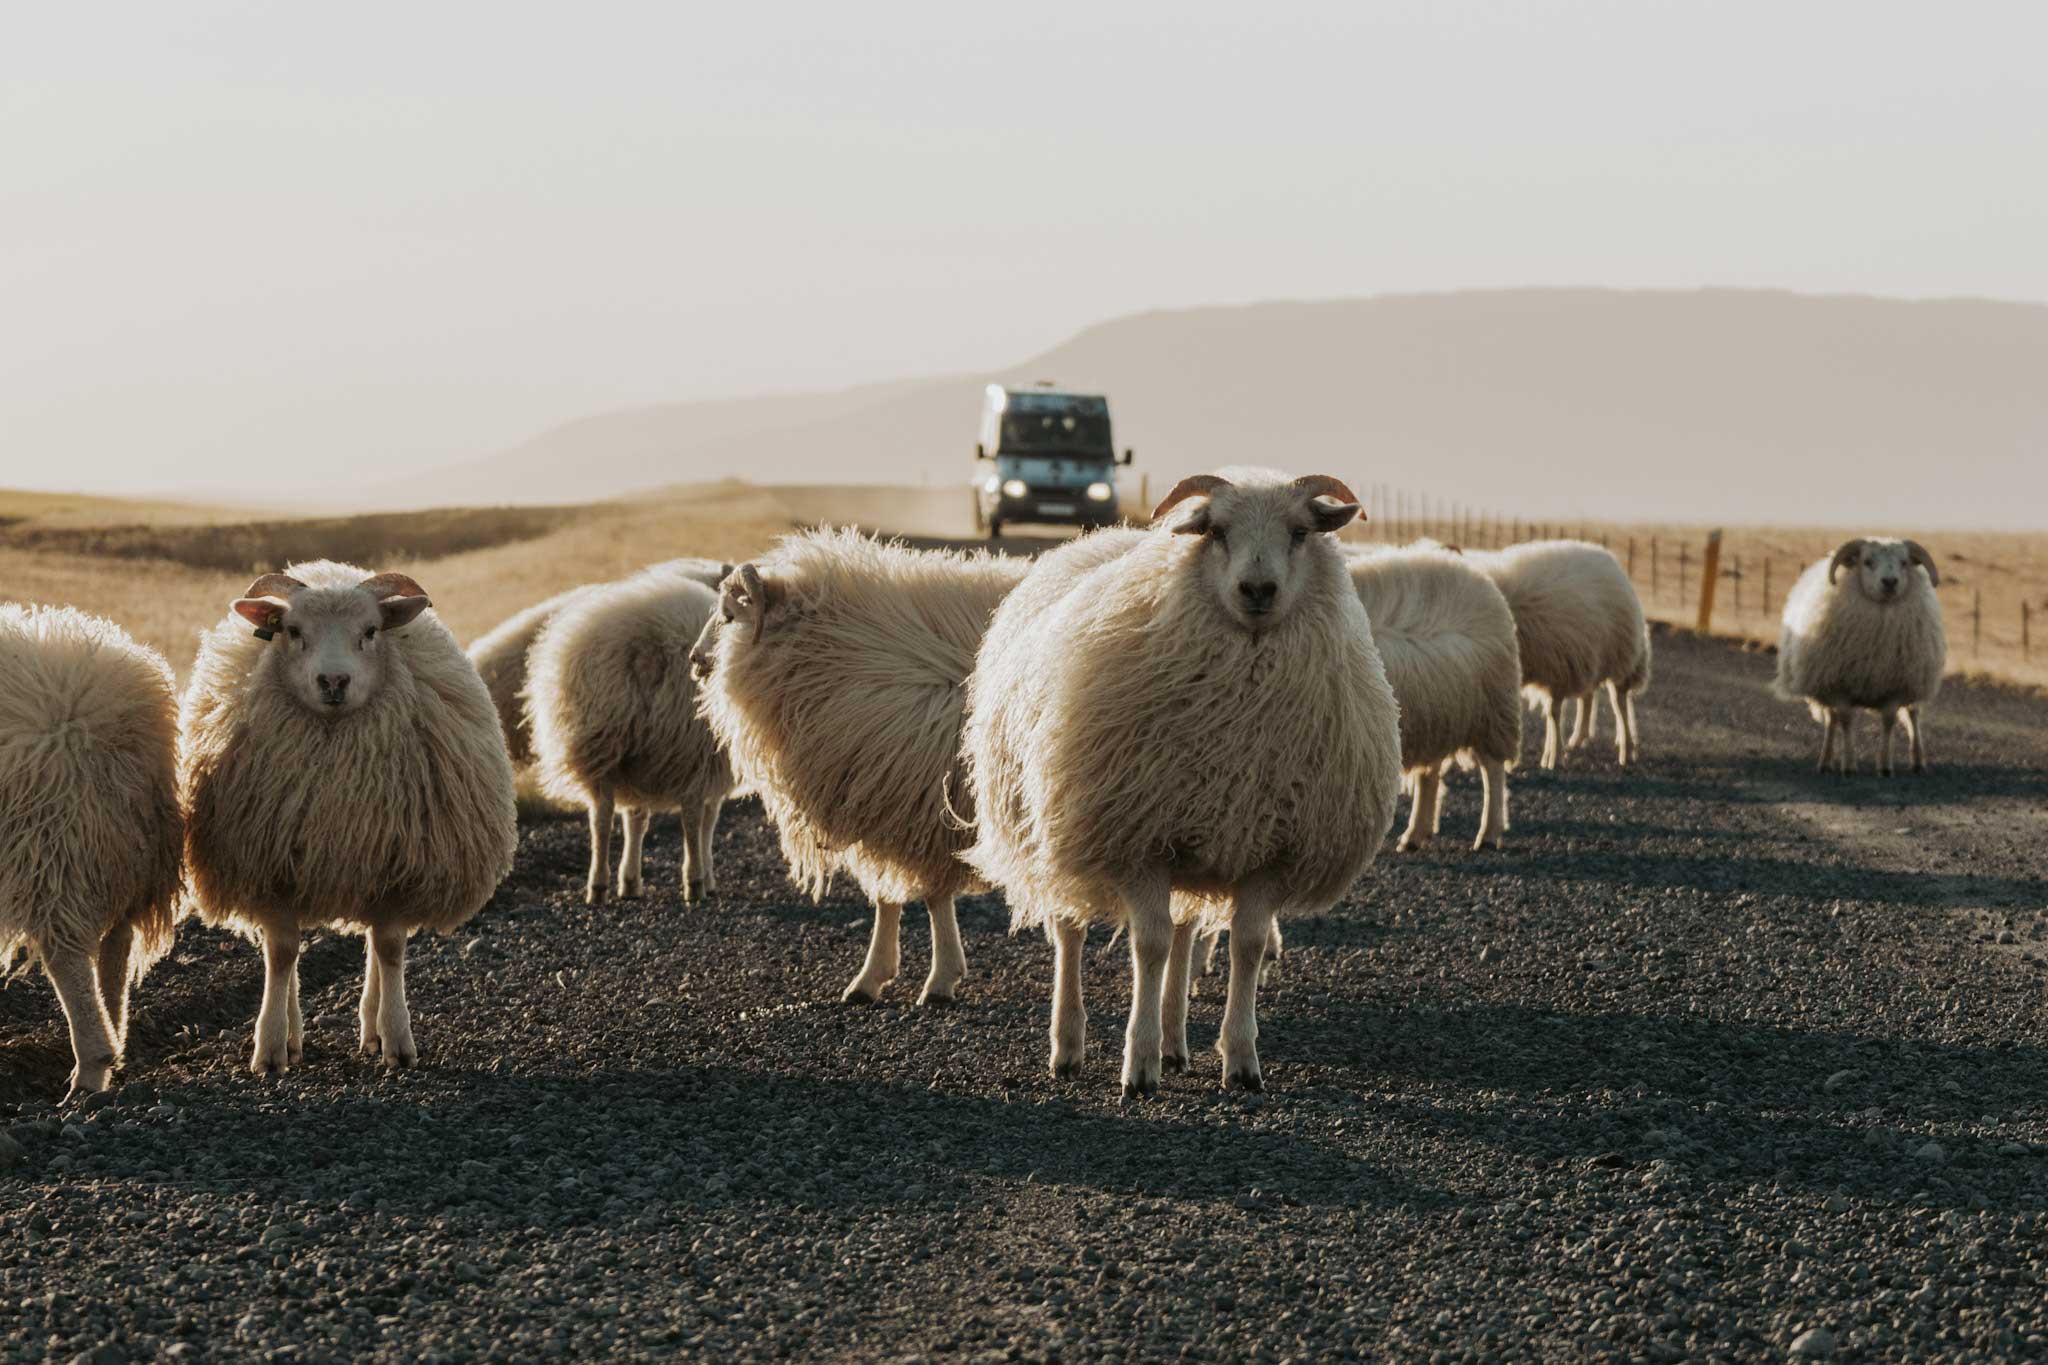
[
  {"left": 1606, "top": 680, "right": 1632, "bottom": 766},
  {"left": 1118, "top": 872, "right": 1174, "bottom": 1101},
  {"left": 1835, "top": 708, "right": 1855, "bottom": 777},
  {"left": 1475, "top": 755, "right": 1509, "bottom": 851},
  {"left": 692, "top": 796, "right": 723, "bottom": 899},
  {"left": 842, "top": 901, "right": 902, "bottom": 1004},
  {"left": 95, "top": 920, "right": 135, "bottom": 1054},
  {"left": 1048, "top": 918, "right": 1088, "bottom": 1078},
  {"left": 1259, "top": 918, "right": 1285, "bottom": 987},
  {"left": 1431, "top": 761, "right": 1447, "bottom": 833},
  {"left": 1879, "top": 708, "right": 1899, "bottom": 778},
  {"left": 1540, "top": 695, "right": 1564, "bottom": 770},
  {"left": 46, "top": 944, "right": 118, "bottom": 1098},
  {"left": 1566, "top": 691, "right": 1596, "bottom": 752},
  {"left": 1396, "top": 766, "right": 1441, "bottom": 852},
  {"left": 1194, "top": 927, "right": 1221, "bottom": 997},
  {"left": 358, "top": 932, "right": 384, "bottom": 1055},
  {"left": 617, "top": 807, "right": 649, "bottom": 899},
  {"left": 371, "top": 924, "right": 417, "bottom": 1069},
  {"left": 1817, "top": 710, "right": 1838, "bottom": 773},
  {"left": 1160, "top": 919, "right": 1196, "bottom": 1074},
  {"left": 1218, "top": 880, "right": 1278, "bottom": 1092},
  {"left": 1903, "top": 706, "right": 1926, "bottom": 773},
  {"left": 584, "top": 786, "right": 615, "bottom": 905},
  {"left": 919, "top": 894, "right": 967, "bottom": 1006},
  {"left": 251, "top": 925, "right": 300, "bottom": 1076},
  {"left": 287, "top": 948, "right": 304, "bottom": 1065}
]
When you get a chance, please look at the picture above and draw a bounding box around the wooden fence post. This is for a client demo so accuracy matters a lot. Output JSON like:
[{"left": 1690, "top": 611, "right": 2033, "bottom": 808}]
[
  {"left": 2025, "top": 601, "right": 2032, "bottom": 658},
  {"left": 1973, "top": 589, "right": 1982, "bottom": 656},
  {"left": 1678, "top": 543, "right": 1688, "bottom": 606},
  {"left": 1627, "top": 537, "right": 1636, "bottom": 580},
  {"left": 1732, "top": 555, "right": 1742, "bottom": 614},
  {"left": 1696, "top": 531, "right": 1723, "bottom": 632},
  {"left": 1651, "top": 537, "right": 1660, "bottom": 599},
  {"left": 1762, "top": 559, "right": 1772, "bottom": 618}
]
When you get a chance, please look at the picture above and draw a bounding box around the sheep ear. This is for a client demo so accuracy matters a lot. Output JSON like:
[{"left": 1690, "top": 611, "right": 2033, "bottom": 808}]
[
  {"left": 232, "top": 599, "right": 284, "bottom": 631},
  {"left": 1903, "top": 539, "right": 1939, "bottom": 587},
  {"left": 1306, "top": 499, "right": 1360, "bottom": 534},
  {"left": 1828, "top": 539, "right": 1865, "bottom": 585},
  {"left": 378, "top": 596, "right": 432, "bottom": 630},
  {"left": 727, "top": 563, "right": 785, "bottom": 644},
  {"left": 1171, "top": 504, "right": 1213, "bottom": 537}
]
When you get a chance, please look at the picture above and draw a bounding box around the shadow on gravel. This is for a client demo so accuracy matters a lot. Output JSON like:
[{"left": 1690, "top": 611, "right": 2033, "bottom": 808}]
[
  {"left": 1743, "top": 757, "right": 2048, "bottom": 805},
  {"left": 102, "top": 1067, "right": 1438, "bottom": 1224},
  {"left": 0, "top": 930, "right": 360, "bottom": 1105},
  {"left": 1426, "top": 846, "right": 2048, "bottom": 911},
  {"left": 1309, "top": 1000, "right": 2048, "bottom": 1211}
]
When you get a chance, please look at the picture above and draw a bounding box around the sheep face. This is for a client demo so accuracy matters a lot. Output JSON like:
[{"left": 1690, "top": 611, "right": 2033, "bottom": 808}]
[
  {"left": 1830, "top": 537, "right": 1939, "bottom": 605},
  {"left": 1153, "top": 473, "right": 1360, "bottom": 633},
  {"left": 688, "top": 564, "right": 784, "bottom": 680},
  {"left": 231, "top": 571, "right": 433, "bottom": 716}
]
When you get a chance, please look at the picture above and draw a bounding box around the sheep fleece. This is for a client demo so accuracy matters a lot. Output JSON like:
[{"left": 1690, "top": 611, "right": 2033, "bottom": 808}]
[
  {"left": 964, "top": 528, "right": 1402, "bottom": 928},
  {"left": 0, "top": 605, "right": 182, "bottom": 976},
  {"left": 527, "top": 567, "right": 734, "bottom": 814},
  {"left": 180, "top": 560, "right": 517, "bottom": 936},
  {"left": 697, "top": 528, "right": 1029, "bottom": 906},
  {"left": 1773, "top": 556, "right": 1945, "bottom": 712}
]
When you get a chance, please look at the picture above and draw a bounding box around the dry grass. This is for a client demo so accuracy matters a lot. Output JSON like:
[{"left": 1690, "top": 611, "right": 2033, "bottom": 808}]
[{"left": 1353, "top": 514, "right": 2048, "bottom": 689}]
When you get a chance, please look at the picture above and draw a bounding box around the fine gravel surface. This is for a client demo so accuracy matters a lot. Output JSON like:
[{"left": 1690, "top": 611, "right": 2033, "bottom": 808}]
[{"left": 4, "top": 626, "right": 2047, "bottom": 1361}]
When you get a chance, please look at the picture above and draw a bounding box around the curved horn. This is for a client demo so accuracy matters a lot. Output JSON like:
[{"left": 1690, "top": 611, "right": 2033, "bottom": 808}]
[
  {"left": 1290, "top": 474, "right": 1361, "bottom": 506},
  {"left": 1903, "top": 539, "right": 1939, "bottom": 587},
  {"left": 1827, "top": 539, "right": 1865, "bottom": 586},
  {"left": 358, "top": 572, "right": 428, "bottom": 601},
  {"left": 240, "top": 572, "right": 305, "bottom": 602},
  {"left": 1150, "top": 475, "right": 1234, "bottom": 524},
  {"left": 728, "top": 563, "right": 783, "bottom": 644}
]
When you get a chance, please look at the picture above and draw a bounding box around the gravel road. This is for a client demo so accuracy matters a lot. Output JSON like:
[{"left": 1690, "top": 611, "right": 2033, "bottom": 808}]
[{"left": 4, "top": 625, "right": 2046, "bottom": 1362}]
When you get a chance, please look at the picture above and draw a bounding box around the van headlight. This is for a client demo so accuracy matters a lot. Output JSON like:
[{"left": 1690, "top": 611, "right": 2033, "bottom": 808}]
[
  {"left": 1002, "top": 479, "right": 1029, "bottom": 498},
  {"left": 1086, "top": 482, "right": 1113, "bottom": 502}
]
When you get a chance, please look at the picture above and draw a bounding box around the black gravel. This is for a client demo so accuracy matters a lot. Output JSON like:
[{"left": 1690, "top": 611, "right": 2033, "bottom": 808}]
[{"left": 4, "top": 626, "right": 2047, "bottom": 1362}]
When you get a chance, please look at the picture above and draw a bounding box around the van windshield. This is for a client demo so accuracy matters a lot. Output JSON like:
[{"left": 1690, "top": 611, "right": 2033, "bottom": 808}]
[{"left": 998, "top": 394, "right": 1112, "bottom": 459}]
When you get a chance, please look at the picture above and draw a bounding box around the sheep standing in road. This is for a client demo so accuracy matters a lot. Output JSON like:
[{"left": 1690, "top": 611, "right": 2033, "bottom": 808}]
[
  {"left": 963, "top": 470, "right": 1402, "bottom": 1096},
  {"left": 1466, "top": 540, "right": 1651, "bottom": 769},
  {"left": 181, "top": 563, "right": 518, "bottom": 1074},
  {"left": 1774, "top": 537, "right": 1945, "bottom": 776},
  {"left": 690, "top": 529, "right": 1030, "bottom": 1005},
  {"left": 1344, "top": 543, "right": 1522, "bottom": 851},
  {"left": 526, "top": 563, "right": 736, "bottom": 904},
  {"left": 0, "top": 606, "right": 183, "bottom": 1096}
]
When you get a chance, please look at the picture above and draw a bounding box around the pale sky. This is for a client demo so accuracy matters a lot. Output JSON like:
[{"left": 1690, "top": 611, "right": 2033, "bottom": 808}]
[{"left": 4, "top": 1, "right": 2045, "bottom": 498}]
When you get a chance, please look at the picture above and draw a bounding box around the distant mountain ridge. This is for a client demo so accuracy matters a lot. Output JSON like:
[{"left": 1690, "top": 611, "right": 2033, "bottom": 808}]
[{"left": 375, "top": 289, "right": 2048, "bottom": 529}]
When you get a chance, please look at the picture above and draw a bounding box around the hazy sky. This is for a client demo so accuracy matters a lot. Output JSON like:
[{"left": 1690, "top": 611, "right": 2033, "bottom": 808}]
[{"left": 5, "top": 1, "right": 2046, "bottom": 497}]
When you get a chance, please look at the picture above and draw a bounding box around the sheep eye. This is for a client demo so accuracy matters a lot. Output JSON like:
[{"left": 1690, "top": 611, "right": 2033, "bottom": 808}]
[
  {"left": 362, "top": 626, "right": 377, "bottom": 641},
  {"left": 285, "top": 625, "right": 301, "bottom": 641},
  {"left": 1210, "top": 527, "right": 1228, "bottom": 547},
  {"left": 1290, "top": 528, "right": 1308, "bottom": 546}
]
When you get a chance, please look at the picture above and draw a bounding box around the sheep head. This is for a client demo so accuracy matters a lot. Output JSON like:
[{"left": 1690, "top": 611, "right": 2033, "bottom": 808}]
[
  {"left": 232, "top": 569, "right": 432, "bottom": 716},
  {"left": 1158, "top": 469, "right": 1362, "bottom": 634},
  {"left": 1833, "top": 537, "right": 1932, "bottom": 606},
  {"left": 689, "top": 562, "right": 785, "bottom": 681}
]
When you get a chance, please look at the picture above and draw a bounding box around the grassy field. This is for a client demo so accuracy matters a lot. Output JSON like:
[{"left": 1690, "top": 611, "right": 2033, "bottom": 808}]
[{"left": 4, "top": 482, "right": 2044, "bottom": 691}]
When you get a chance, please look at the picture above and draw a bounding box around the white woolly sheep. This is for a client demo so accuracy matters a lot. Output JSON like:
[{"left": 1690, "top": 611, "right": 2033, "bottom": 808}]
[
  {"left": 962, "top": 469, "right": 1402, "bottom": 1097},
  {"left": 0, "top": 606, "right": 183, "bottom": 1096},
  {"left": 1465, "top": 540, "right": 1651, "bottom": 769},
  {"left": 468, "top": 558, "right": 731, "bottom": 770},
  {"left": 526, "top": 564, "right": 736, "bottom": 905},
  {"left": 689, "top": 528, "right": 1032, "bottom": 1005},
  {"left": 181, "top": 562, "right": 518, "bottom": 1074},
  {"left": 1773, "top": 537, "right": 1945, "bottom": 776},
  {"left": 1344, "top": 542, "right": 1522, "bottom": 851}
]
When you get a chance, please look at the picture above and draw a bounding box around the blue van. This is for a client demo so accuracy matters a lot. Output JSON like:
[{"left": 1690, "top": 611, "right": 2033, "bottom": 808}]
[{"left": 974, "top": 384, "right": 1133, "bottom": 538}]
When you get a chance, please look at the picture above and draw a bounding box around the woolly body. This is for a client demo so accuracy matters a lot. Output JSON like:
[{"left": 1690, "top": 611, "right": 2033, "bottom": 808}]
[{"left": 0, "top": 605, "right": 183, "bottom": 1093}]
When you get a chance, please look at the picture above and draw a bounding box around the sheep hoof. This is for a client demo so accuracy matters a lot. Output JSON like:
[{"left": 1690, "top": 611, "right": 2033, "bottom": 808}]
[
  {"left": 584, "top": 884, "right": 608, "bottom": 906},
  {"left": 1222, "top": 1066, "right": 1264, "bottom": 1093},
  {"left": 1050, "top": 1052, "right": 1085, "bottom": 1080},
  {"left": 916, "top": 985, "right": 958, "bottom": 1008},
  {"left": 1160, "top": 1052, "right": 1190, "bottom": 1075},
  {"left": 616, "top": 878, "right": 643, "bottom": 900},
  {"left": 249, "top": 1048, "right": 292, "bottom": 1078},
  {"left": 383, "top": 1048, "right": 417, "bottom": 1071},
  {"left": 65, "top": 1058, "right": 114, "bottom": 1099},
  {"left": 841, "top": 981, "right": 885, "bottom": 1005},
  {"left": 287, "top": 1037, "right": 304, "bottom": 1065},
  {"left": 360, "top": 1031, "right": 381, "bottom": 1056},
  {"left": 684, "top": 879, "right": 705, "bottom": 904},
  {"left": 1395, "top": 836, "right": 1427, "bottom": 854},
  {"left": 1119, "top": 1077, "right": 1158, "bottom": 1104}
]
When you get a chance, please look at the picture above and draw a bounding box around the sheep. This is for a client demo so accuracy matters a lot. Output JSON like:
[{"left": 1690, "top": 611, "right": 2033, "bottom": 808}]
[
  {"left": 526, "top": 563, "right": 737, "bottom": 905},
  {"left": 1773, "top": 537, "right": 1945, "bottom": 776},
  {"left": 181, "top": 562, "right": 518, "bottom": 1074},
  {"left": 468, "top": 558, "right": 731, "bottom": 769},
  {"left": 1343, "top": 542, "right": 1522, "bottom": 851},
  {"left": 962, "top": 469, "right": 1402, "bottom": 1097},
  {"left": 688, "top": 527, "right": 1033, "bottom": 1005},
  {"left": 1465, "top": 540, "right": 1651, "bottom": 769},
  {"left": 0, "top": 606, "right": 183, "bottom": 1096}
]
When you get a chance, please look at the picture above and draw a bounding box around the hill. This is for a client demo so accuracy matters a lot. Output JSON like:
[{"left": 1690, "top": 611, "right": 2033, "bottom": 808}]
[{"left": 375, "top": 289, "right": 2048, "bottom": 529}]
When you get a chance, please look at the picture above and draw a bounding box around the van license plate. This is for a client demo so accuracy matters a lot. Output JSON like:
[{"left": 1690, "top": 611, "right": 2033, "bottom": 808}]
[{"left": 1036, "top": 502, "right": 1076, "bottom": 516}]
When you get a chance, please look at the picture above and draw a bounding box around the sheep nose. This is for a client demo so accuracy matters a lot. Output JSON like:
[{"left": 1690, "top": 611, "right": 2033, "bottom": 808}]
[
  {"left": 1237, "top": 580, "right": 1278, "bottom": 612},
  {"left": 1881, "top": 576, "right": 1899, "bottom": 593},
  {"left": 317, "top": 673, "right": 350, "bottom": 704}
]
